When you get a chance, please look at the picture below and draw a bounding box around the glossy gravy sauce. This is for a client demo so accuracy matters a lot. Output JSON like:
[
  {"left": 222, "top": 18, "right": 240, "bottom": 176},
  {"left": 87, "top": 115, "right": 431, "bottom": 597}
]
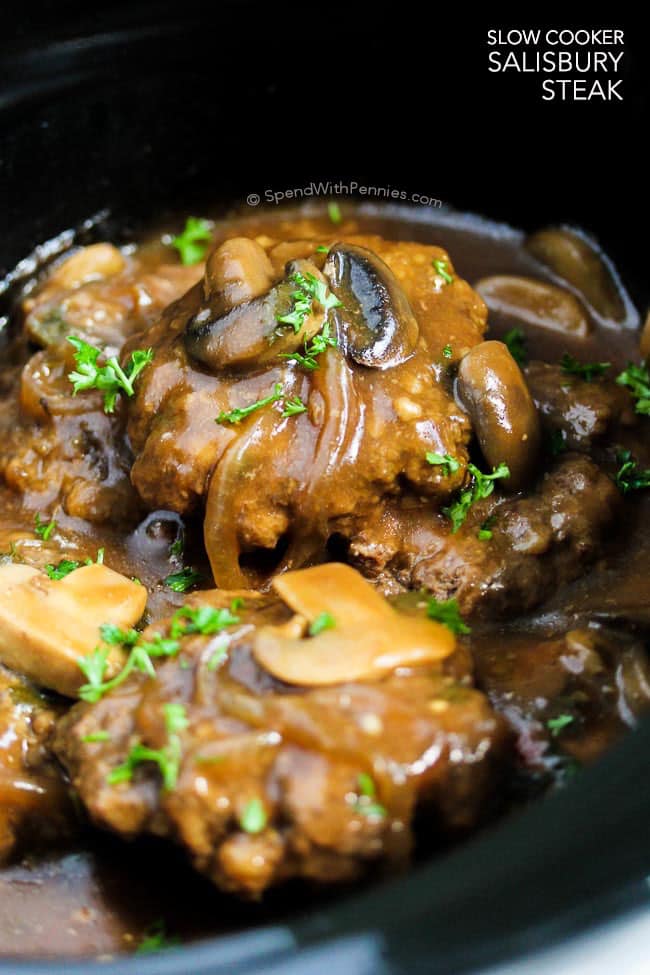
[{"left": 0, "top": 205, "right": 647, "bottom": 958}]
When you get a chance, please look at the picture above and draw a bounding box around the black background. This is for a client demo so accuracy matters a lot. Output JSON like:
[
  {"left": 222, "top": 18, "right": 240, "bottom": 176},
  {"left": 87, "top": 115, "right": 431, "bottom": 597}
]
[{"left": 1, "top": 4, "right": 647, "bottom": 287}]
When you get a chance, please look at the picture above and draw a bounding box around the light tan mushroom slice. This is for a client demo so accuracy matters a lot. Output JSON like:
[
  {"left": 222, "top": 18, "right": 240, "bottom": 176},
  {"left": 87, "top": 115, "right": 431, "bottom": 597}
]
[
  {"left": 0, "top": 563, "right": 147, "bottom": 697},
  {"left": 475, "top": 275, "right": 590, "bottom": 338},
  {"left": 272, "top": 563, "right": 397, "bottom": 628},
  {"left": 49, "top": 244, "right": 126, "bottom": 290},
  {"left": 254, "top": 563, "right": 455, "bottom": 686},
  {"left": 204, "top": 237, "right": 275, "bottom": 305}
]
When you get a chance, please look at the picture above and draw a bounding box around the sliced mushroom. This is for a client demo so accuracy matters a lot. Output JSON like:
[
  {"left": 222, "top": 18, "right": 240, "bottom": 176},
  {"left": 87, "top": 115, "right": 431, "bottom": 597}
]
[
  {"left": 323, "top": 243, "right": 419, "bottom": 368},
  {"left": 525, "top": 228, "right": 631, "bottom": 326},
  {"left": 48, "top": 244, "right": 126, "bottom": 290},
  {"left": 475, "top": 275, "right": 590, "bottom": 338},
  {"left": 457, "top": 340, "right": 541, "bottom": 490},
  {"left": 204, "top": 237, "right": 275, "bottom": 307},
  {"left": 253, "top": 563, "right": 455, "bottom": 686},
  {"left": 185, "top": 257, "right": 327, "bottom": 371},
  {"left": 0, "top": 563, "right": 147, "bottom": 697}
]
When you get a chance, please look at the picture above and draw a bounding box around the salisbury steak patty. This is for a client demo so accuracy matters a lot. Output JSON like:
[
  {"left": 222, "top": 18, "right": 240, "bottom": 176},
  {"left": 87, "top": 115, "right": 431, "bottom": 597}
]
[
  {"left": 55, "top": 584, "right": 510, "bottom": 897},
  {"left": 348, "top": 454, "right": 620, "bottom": 615}
]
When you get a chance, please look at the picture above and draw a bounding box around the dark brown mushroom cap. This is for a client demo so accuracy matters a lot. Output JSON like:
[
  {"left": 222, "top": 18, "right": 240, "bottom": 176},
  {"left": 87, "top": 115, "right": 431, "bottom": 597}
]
[{"left": 323, "top": 243, "right": 419, "bottom": 369}]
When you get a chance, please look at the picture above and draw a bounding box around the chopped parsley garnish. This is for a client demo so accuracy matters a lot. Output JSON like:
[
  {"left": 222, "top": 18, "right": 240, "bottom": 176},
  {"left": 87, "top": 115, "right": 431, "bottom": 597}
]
[
  {"left": 81, "top": 731, "right": 111, "bottom": 744},
  {"left": 230, "top": 596, "right": 245, "bottom": 612},
  {"left": 281, "top": 395, "right": 308, "bottom": 418},
  {"left": 169, "top": 604, "right": 240, "bottom": 639},
  {"left": 549, "top": 429, "right": 568, "bottom": 457},
  {"left": 194, "top": 753, "right": 226, "bottom": 765},
  {"left": 107, "top": 702, "right": 188, "bottom": 791},
  {"left": 45, "top": 549, "right": 105, "bottom": 580},
  {"left": 276, "top": 283, "right": 313, "bottom": 333},
  {"left": 442, "top": 343, "right": 453, "bottom": 359},
  {"left": 426, "top": 452, "right": 461, "bottom": 477},
  {"left": 560, "top": 353, "right": 610, "bottom": 382},
  {"left": 426, "top": 596, "right": 471, "bottom": 635},
  {"left": 315, "top": 244, "right": 330, "bottom": 254},
  {"left": 80, "top": 606, "right": 240, "bottom": 702},
  {"left": 206, "top": 639, "right": 229, "bottom": 671},
  {"left": 276, "top": 271, "right": 341, "bottom": 334},
  {"left": 46, "top": 559, "right": 81, "bottom": 580},
  {"left": 279, "top": 322, "right": 338, "bottom": 370},
  {"left": 616, "top": 362, "right": 650, "bottom": 415},
  {"left": 163, "top": 567, "right": 204, "bottom": 593},
  {"left": 327, "top": 201, "right": 342, "bottom": 225},
  {"left": 170, "top": 217, "right": 212, "bottom": 265},
  {"left": 503, "top": 327, "right": 527, "bottom": 365},
  {"left": 169, "top": 537, "right": 184, "bottom": 559},
  {"left": 78, "top": 632, "right": 180, "bottom": 703},
  {"left": 67, "top": 336, "right": 153, "bottom": 413},
  {"left": 353, "top": 773, "right": 386, "bottom": 819},
  {"left": 308, "top": 611, "right": 336, "bottom": 636},
  {"left": 432, "top": 258, "right": 453, "bottom": 285},
  {"left": 34, "top": 514, "right": 56, "bottom": 541},
  {"left": 240, "top": 797, "right": 267, "bottom": 834},
  {"left": 547, "top": 714, "right": 574, "bottom": 737},
  {"left": 442, "top": 462, "right": 510, "bottom": 533},
  {"left": 100, "top": 623, "right": 140, "bottom": 646},
  {"left": 216, "top": 383, "right": 284, "bottom": 425},
  {"left": 136, "top": 919, "right": 180, "bottom": 956},
  {"left": 477, "top": 515, "right": 496, "bottom": 541},
  {"left": 357, "top": 772, "right": 375, "bottom": 797},
  {"left": 614, "top": 450, "right": 650, "bottom": 493}
]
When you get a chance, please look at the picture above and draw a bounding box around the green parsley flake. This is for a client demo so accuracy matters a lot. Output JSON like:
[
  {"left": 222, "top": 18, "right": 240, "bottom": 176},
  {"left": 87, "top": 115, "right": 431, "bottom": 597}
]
[
  {"left": 163, "top": 567, "right": 204, "bottom": 593},
  {"left": 426, "top": 596, "right": 471, "bottom": 635},
  {"left": 503, "top": 328, "right": 527, "bottom": 365},
  {"left": 477, "top": 515, "right": 496, "bottom": 541},
  {"left": 276, "top": 271, "right": 341, "bottom": 335},
  {"left": 616, "top": 362, "right": 650, "bottom": 415},
  {"left": 353, "top": 773, "right": 386, "bottom": 818},
  {"left": 547, "top": 714, "right": 574, "bottom": 737},
  {"left": 170, "top": 604, "right": 240, "bottom": 639},
  {"left": 281, "top": 395, "right": 308, "bottom": 418},
  {"left": 81, "top": 731, "right": 111, "bottom": 744},
  {"left": 34, "top": 514, "right": 56, "bottom": 541},
  {"left": 170, "top": 217, "right": 212, "bottom": 265},
  {"left": 67, "top": 336, "right": 153, "bottom": 413},
  {"left": 426, "top": 452, "right": 461, "bottom": 477},
  {"left": 443, "top": 344, "right": 453, "bottom": 359},
  {"left": 560, "top": 353, "right": 610, "bottom": 382},
  {"left": 206, "top": 639, "right": 229, "bottom": 671},
  {"left": 308, "top": 611, "right": 336, "bottom": 636},
  {"left": 217, "top": 383, "right": 284, "bottom": 425},
  {"left": 327, "top": 202, "right": 342, "bottom": 225},
  {"left": 432, "top": 258, "right": 453, "bottom": 285},
  {"left": 549, "top": 429, "right": 568, "bottom": 457},
  {"left": 357, "top": 772, "right": 376, "bottom": 797},
  {"left": 136, "top": 919, "right": 181, "bottom": 956},
  {"left": 442, "top": 462, "right": 510, "bottom": 533},
  {"left": 78, "top": 632, "right": 180, "bottom": 703},
  {"left": 169, "top": 537, "right": 184, "bottom": 559},
  {"left": 240, "top": 797, "right": 267, "bottom": 834},
  {"left": 614, "top": 450, "right": 650, "bottom": 493},
  {"left": 45, "top": 549, "right": 105, "bottom": 580},
  {"left": 107, "top": 702, "right": 188, "bottom": 791},
  {"left": 279, "top": 322, "right": 338, "bottom": 370}
]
